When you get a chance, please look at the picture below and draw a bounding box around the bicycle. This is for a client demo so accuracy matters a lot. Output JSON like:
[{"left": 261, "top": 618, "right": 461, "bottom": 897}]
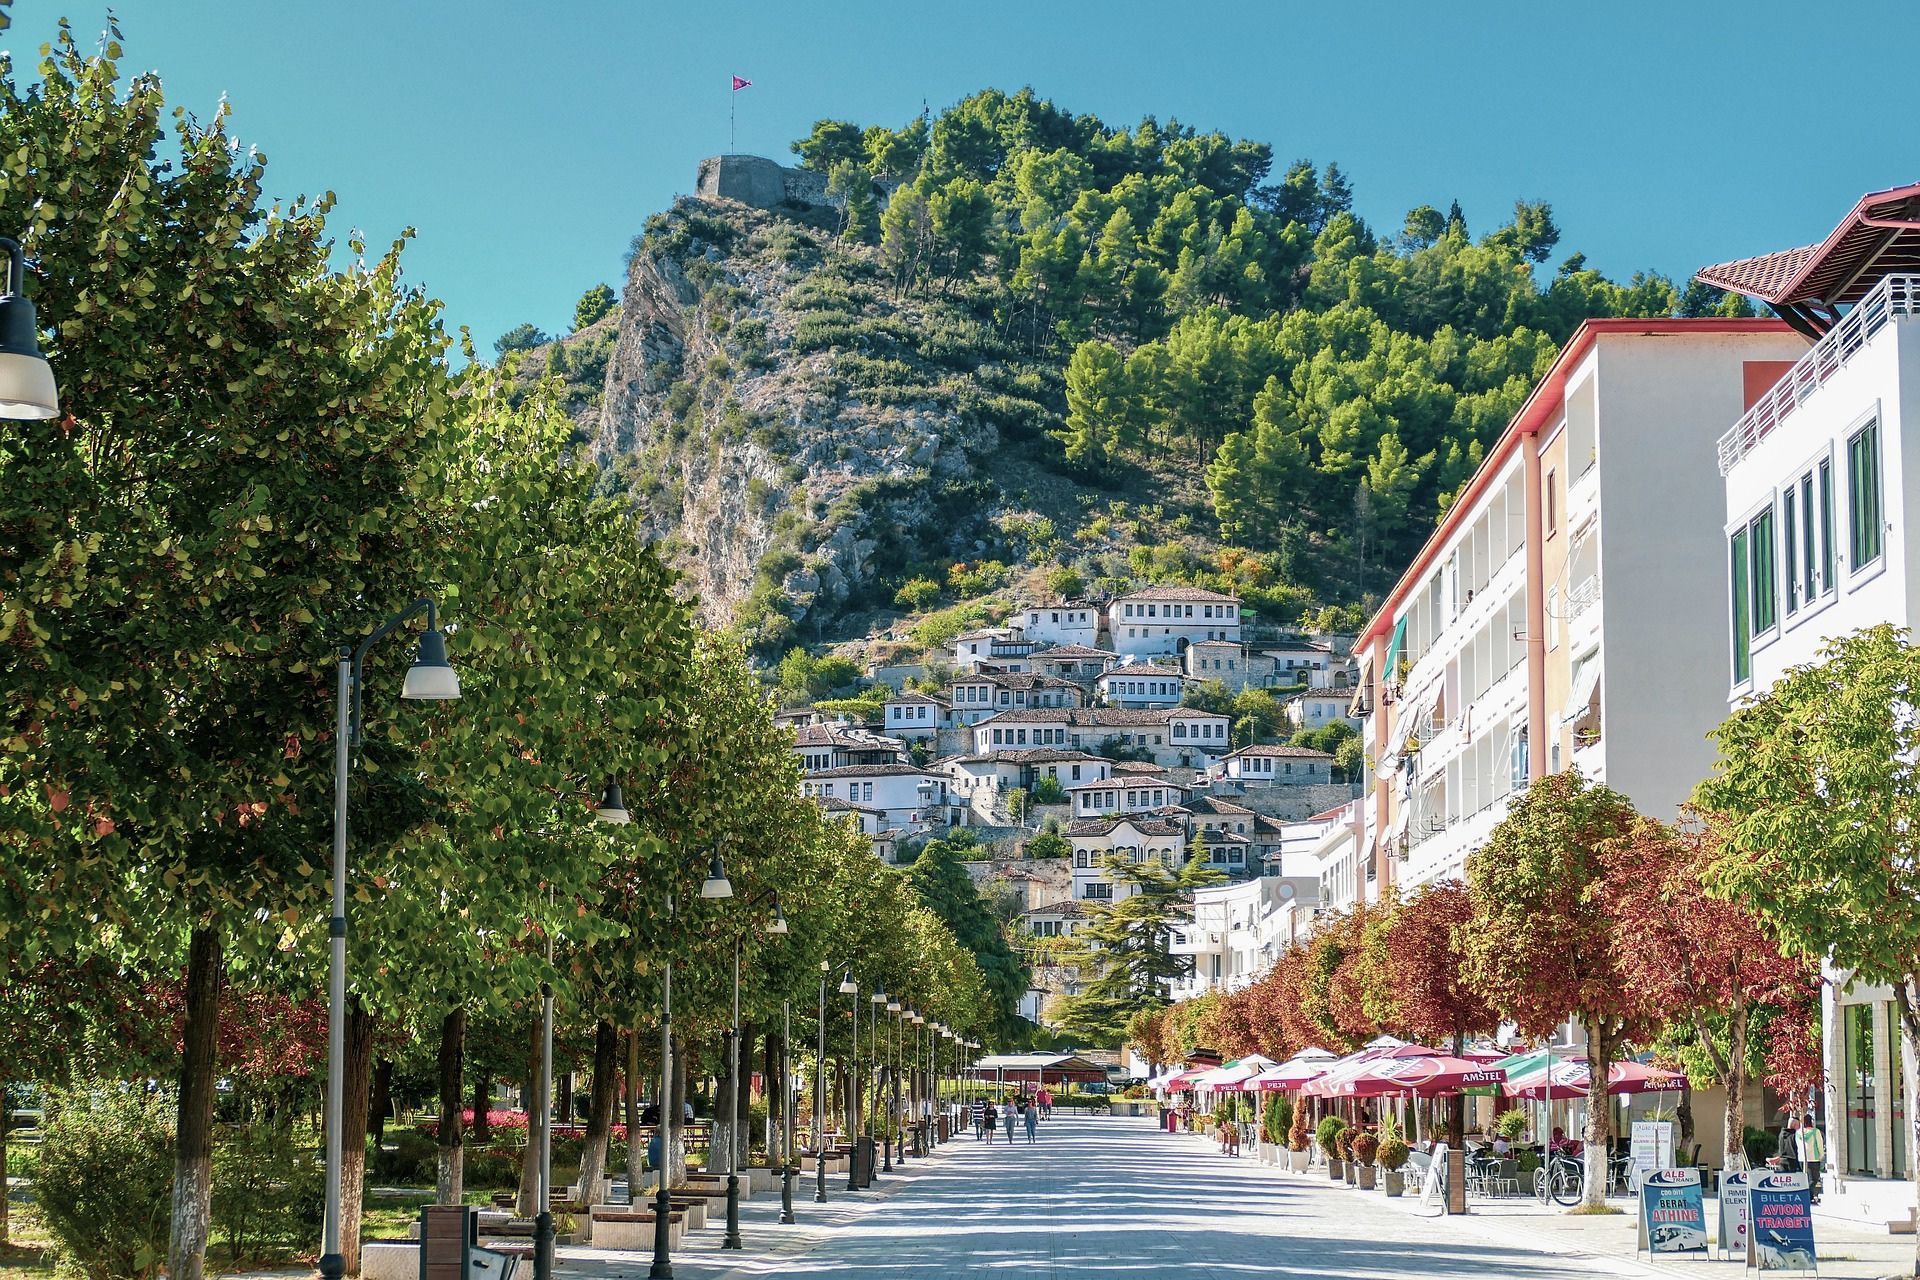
[{"left": 1533, "top": 1151, "right": 1584, "bottom": 1206}]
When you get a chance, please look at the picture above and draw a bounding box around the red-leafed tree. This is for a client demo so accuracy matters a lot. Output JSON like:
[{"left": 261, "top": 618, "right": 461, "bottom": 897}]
[
  {"left": 1301, "top": 904, "right": 1379, "bottom": 1052},
  {"left": 1605, "top": 812, "right": 1821, "bottom": 1169},
  {"left": 1463, "top": 770, "right": 1655, "bottom": 1208},
  {"left": 1382, "top": 880, "right": 1499, "bottom": 1145}
]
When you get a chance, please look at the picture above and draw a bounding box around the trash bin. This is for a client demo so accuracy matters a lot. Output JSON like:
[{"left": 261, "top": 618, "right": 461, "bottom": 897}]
[
  {"left": 419, "top": 1204, "right": 524, "bottom": 1280},
  {"left": 854, "top": 1135, "right": 876, "bottom": 1187}
]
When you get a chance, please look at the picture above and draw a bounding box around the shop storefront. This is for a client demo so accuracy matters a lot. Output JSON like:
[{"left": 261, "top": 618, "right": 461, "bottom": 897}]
[{"left": 1829, "top": 981, "right": 1909, "bottom": 1181}]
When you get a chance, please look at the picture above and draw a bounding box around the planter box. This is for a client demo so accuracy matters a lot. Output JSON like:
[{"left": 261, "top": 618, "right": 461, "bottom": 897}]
[
  {"left": 1327, "top": 1158, "right": 1344, "bottom": 1181},
  {"left": 1357, "top": 1165, "right": 1376, "bottom": 1190},
  {"left": 1383, "top": 1169, "right": 1405, "bottom": 1197},
  {"left": 1344, "top": 1162, "right": 1356, "bottom": 1186}
]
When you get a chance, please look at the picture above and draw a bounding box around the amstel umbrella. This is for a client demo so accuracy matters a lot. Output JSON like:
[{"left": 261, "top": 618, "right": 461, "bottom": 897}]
[
  {"left": 1337, "top": 1052, "right": 1507, "bottom": 1099},
  {"left": 1502, "top": 1056, "right": 1682, "bottom": 1101}
]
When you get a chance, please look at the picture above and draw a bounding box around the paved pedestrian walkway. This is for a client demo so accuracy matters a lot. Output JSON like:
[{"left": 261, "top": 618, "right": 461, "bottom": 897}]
[{"left": 556, "top": 1115, "right": 1657, "bottom": 1278}]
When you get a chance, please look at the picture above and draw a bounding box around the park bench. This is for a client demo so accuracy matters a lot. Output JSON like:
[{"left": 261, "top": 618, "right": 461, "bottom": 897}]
[
  {"left": 683, "top": 1172, "right": 752, "bottom": 1202},
  {"left": 590, "top": 1205, "right": 687, "bottom": 1250}
]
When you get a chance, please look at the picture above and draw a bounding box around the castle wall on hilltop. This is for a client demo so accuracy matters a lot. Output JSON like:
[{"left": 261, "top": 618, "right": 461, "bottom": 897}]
[{"left": 696, "top": 155, "right": 837, "bottom": 212}]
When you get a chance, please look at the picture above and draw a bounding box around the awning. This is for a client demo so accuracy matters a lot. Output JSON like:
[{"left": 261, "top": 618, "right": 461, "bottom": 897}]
[
  {"left": 966, "top": 1053, "right": 1110, "bottom": 1084},
  {"left": 1501, "top": 1056, "right": 1683, "bottom": 1101},
  {"left": 1300, "top": 1041, "right": 1435, "bottom": 1099},
  {"left": 1384, "top": 616, "right": 1408, "bottom": 677},
  {"left": 1560, "top": 656, "right": 1601, "bottom": 725},
  {"left": 1335, "top": 1053, "right": 1507, "bottom": 1099}
]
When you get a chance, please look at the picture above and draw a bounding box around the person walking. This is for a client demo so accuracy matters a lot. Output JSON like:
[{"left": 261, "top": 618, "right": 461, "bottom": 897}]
[
  {"left": 1797, "top": 1113, "right": 1825, "bottom": 1203},
  {"left": 972, "top": 1098, "right": 987, "bottom": 1141},
  {"left": 1038, "top": 1087, "right": 1053, "bottom": 1119},
  {"left": 1777, "top": 1113, "right": 1802, "bottom": 1174},
  {"left": 982, "top": 1098, "right": 998, "bottom": 1144},
  {"left": 1002, "top": 1099, "right": 1018, "bottom": 1146},
  {"left": 1023, "top": 1099, "right": 1039, "bottom": 1144}
]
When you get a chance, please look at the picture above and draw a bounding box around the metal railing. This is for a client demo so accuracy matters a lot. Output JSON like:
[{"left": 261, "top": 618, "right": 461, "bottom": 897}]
[
  {"left": 1718, "top": 274, "right": 1920, "bottom": 473},
  {"left": 1567, "top": 576, "right": 1601, "bottom": 620}
]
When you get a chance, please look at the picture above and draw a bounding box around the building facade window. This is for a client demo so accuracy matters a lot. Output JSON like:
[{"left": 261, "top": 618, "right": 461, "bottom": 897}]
[
  {"left": 1750, "top": 505, "right": 1778, "bottom": 636},
  {"left": 1730, "top": 526, "right": 1751, "bottom": 684},
  {"left": 1849, "top": 419, "right": 1882, "bottom": 571}
]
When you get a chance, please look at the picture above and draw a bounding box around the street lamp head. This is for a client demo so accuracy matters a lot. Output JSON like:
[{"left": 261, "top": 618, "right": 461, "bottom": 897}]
[
  {"left": 871, "top": 991, "right": 887, "bottom": 1006},
  {"left": 886, "top": 999, "right": 901, "bottom": 1014},
  {"left": 594, "top": 780, "right": 630, "bottom": 825},
  {"left": 0, "top": 238, "right": 58, "bottom": 421},
  {"left": 700, "top": 849, "right": 733, "bottom": 899},
  {"left": 400, "top": 626, "right": 461, "bottom": 701},
  {"left": 838, "top": 970, "right": 857, "bottom": 995},
  {"left": 766, "top": 896, "right": 789, "bottom": 935}
]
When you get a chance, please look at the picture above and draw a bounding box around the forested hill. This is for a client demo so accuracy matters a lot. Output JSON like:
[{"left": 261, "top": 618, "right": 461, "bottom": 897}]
[{"left": 534, "top": 88, "right": 1749, "bottom": 659}]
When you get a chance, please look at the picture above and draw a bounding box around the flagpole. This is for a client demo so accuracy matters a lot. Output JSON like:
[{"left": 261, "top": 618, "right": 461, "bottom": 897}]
[{"left": 730, "top": 87, "right": 735, "bottom": 155}]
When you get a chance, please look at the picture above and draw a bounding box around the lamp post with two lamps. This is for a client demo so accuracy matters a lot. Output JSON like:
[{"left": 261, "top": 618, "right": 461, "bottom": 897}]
[
  {"left": 318, "top": 600, "right": 461, "bottom": 1280},
  {"left": 718, "top": 887, "right": 788, "bottom": 1250},
  {"left": 645, "top": 847, "right": 734, "bottom": 1280},
  {"left": 815, "top": 963, "right": 857, "bottom": 1202}
]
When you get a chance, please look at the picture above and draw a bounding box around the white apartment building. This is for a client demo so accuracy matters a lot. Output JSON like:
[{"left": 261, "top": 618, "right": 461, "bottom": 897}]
[
  {"left": 1169, "top": 874, "right": 1316, "bottom": 1000},
  {"left": 941, "top": 748, "right": 1111, "bottom": 822},
  {"left": 1286, "top": 689, "right": 1361, "bottom": 732},
  {"left": 791, "top": 724, "right": 909, "bottom": 774},
  {"left": 948, "top": 670, "right": 1084, "bottom": 727},
  {"left": 1696, "top": 184, "right": 1920, "bottom": 1185},
  {"left": 1355, "top": 317, "right": 1807, "bottom": 892},
  {"left": 951, "top": 628, "right": 1037, "bottom": 672},
  {"left": 1094, "top": 662, "right": 1188, "bottom": 709},
  {"left": 1106, "top": 586, "right": 1242, "bottom": 659},
  {"left": 1068, "top": 774, "right": 1186, "bottom": 818},
  {"left": 1017, "top": 602, "right": 1100, "bottom": 648}
]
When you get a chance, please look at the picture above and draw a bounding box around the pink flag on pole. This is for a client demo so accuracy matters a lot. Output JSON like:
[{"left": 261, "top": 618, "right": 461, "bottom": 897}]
[{"left": 732, "top": 75, "right": 752, "bottom": 91}]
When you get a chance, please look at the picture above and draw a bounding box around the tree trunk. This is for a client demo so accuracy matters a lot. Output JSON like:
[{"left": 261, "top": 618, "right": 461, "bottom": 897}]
[
  {"left": 516, "top": 1014, "right": 542, "bottom": 1217},
  {"left": 558, "top": 1072, "right": 574, "bottom": 1126},
  {"left": 1676, "top": 1077, "right": 1695, "bottom": 1148},
  {"left": 1723, "top": 1000, "right": 1750, "bottom": 1170},
  {"left": 667, "top": 1034, "right": 689, "bottom": 1187},
  {"left": 472, "top": 1075, "right": 491, "bottom": 1144},
  {"left": 1, "top": 1070, "right": 9, "bottom": 1244},
  {"left": 1449, "top": 1030, "right": 1466, "bottom": 1149},
  {"left": 574, "top": 1019, "right": 619, "bottom": 1204},
  {"left": 1582, "top": 1016, "right": 1613, "bottom": 1209},
  {"left": 369, "top": 1058, "right": 395, "bottom": 1148},
  {"left": 712, "top": 1033, "right": 735, "bottom": 1177},
  {"left": 765, "top": 1029, "right": 783, "bottom": 1164},
  {"left": 167, "top": 926, "right": 222, "bottom": 1280},
  {"left": 1892, "top": 978, "right": 1920, "bottom": 1280},
  {"left": 736, "top": 1020, "right": 755, "bottom": 1169},
  {"left": 340, "top": 998, "right": 376, "bottom": 1278},
  {"left": 624, "top": 1028, "right": 644, "bottom": 1198},
  {"left": 436, "top": 1006, "right": 465, "bottom": 1206}
]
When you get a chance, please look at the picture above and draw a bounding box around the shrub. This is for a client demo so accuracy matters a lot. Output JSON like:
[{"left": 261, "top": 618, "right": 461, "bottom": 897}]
[
  {"left": 1349, "top": 1129, "right": 1379, "bottom": 1166},
  {"left": 464, "top": 1145, "right": 526, "bottom": 1190},
  {"left": 36, "top": 1085, "right": 176, "bottom": 1279},
  {"left": 1045, "top": 565, "right": 1084, "bottom": 599},
  {"left": 369, "top": 1126, "right": 438, "bottom": 1184},
  {"left": 1029, "top": 775, "right": 1066, "bottom": 805},
  {"left": 1493, "top": 1108, "right": 1530, "bottom": 1142},
  {"left": 1288, "top": 1104, "right": 1312, "bottom": 1153},
  {"left": 893, "top": 577, "right": 943, "bottom": 612},
  {"left": 212, "top": 1124, "right": 324, "bottom": 1261},
  {"left": 1377, "top": 1116, "right": 1410, "bottom": 1171},
  {"left": 1314, "top": 1115, "right": 1347, "bottom": 1157}
]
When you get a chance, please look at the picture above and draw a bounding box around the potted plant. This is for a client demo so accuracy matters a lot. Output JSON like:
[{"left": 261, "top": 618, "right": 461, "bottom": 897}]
[
  {"left": 1315, "top": 1115, "right": 1347, "bottom": 1180},
  {"left": 1350, "top": 1129, "right": 1380, "bottom": 1190},
  {"left": 1493, "top": 1108, "right": 1529, "bottom": 1145},
  {"left": 1287, "top": 1103, "right": 1312, "bottom": 1173},
  {"left": 1339, "top": 1129, "right": 1358, "bottom": 1185},
  {"left": 1378, "top": 1117, "right": 1410, "bottom": 1196}
]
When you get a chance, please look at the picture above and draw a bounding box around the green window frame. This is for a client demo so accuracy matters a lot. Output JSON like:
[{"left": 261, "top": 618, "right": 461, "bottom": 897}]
[
  {"left": 1749, "top": 506, "right": 1777, "bottom": 636},
  {"left": 1783, "top": 487, "right": 1799, "bottom": 616},
  {"left": 1849, "top": 420, "right": 1882, "bottom": 570},
  {"left": 1730, "top": 527, "right": 1751, "bottom": 684},
  {"left": 1819, "top": 459, "right": 1836, "bottom": 588}
]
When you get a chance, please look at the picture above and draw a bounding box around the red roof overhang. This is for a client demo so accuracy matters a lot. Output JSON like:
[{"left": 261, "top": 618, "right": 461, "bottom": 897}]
[
  {"left": 1695, "top": 182, "right": 1920, "bottom": 330},
  {"left": 1358, "top": 317, "right": 1792, "bottom": 650}
]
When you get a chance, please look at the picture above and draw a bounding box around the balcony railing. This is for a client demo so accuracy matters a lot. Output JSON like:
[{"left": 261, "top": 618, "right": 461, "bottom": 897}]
[
  {"left": 1567, "top": 576, "right": 1600, "bottom": 620},
  {"left": 1718, "top": 273, "right": 1920, "bottom": 474}
]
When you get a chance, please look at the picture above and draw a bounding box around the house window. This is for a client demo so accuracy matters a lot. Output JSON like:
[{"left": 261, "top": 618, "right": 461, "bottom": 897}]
[
  {"left": 1819, "top": 459, "right": 1836, "bottom": 589},
  {"left": 1749, "top": 504, "right": 1777, "bottom": 636},
  {"left": 1085, "top": 882, "right": 1113, "bottom": 900},
  {"left": 1783, "top": 484, "right": 1800, "bottom": 616},
  {"left": 1730, "top": 526, "right": 1751, "bottom": 684},
  {"left": 1546, "top": 469, "right": 1557, "bottom": 536},
  {"left": 1849, "top": 419, "right": 1882, "bottom": 571},
  {"left": 862, "top": 782, "right": 874, "bottom": 802}
]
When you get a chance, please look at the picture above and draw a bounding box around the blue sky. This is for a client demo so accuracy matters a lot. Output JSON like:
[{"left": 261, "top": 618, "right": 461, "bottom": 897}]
[{"left": 12, "top": 1, "right": 1917, "bottom": 351}]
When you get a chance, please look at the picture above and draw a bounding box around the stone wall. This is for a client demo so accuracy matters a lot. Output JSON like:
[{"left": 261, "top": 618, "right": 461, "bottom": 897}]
[
  {"left": 695, "top": 155, "right": 836, "bottom": 212},
  {"left": 1211, "top": 781, "right": 1360, "bottom": 823}
]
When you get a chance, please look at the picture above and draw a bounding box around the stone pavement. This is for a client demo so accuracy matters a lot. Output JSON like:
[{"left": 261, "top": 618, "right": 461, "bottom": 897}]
[{"left": 551, "top": 1115, "right": 1662, "bottom": 1279}]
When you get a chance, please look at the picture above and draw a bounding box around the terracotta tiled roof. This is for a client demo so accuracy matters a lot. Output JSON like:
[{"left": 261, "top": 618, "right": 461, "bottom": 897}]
[
  {"left": 792, "top": 725, "right": 905, "bottom": 751},
  {"left": 1097, "top": 664, "right": 1188, "bottom": 680},
  {"left": 1227, "top": 744, "right": 1333, "bottom": 760},
  {"left": 1694, "top": 245, "right": 1820, "bottom": 301},
  {"left": 1182, "top": 795, "right": 1254, "bottom": 815},
  {"left": 1065, "top": 774, "right": 1178, "bottom": 791},
  {"left": 975, "top": 707, "right": 1226, "bottom": 727},
  {"left": 1032, "top": 644, "right": 1116, "bottom": 659},
  {"left": 1114, "top": 585, "right": 1241, "bottom": 604},
  {"left": 945, "top": 749, "right": 1108, "bottom": 766},
  {"left": 1695, "top": 183, "right": 1920, "bottom": 310},
  {"left": 805, "top": 763, "right": 937, "bottom": 779},
  {"left": 1111, "top": 761, "right": 1168, "bottom": 774},
  {"left": 1068, "top": 817, "right": 1185, "bottom": 837},
  {"left": 887, "top": 691, "right": 951, "bottom": 706},
  {"left": 815, "top": 796, "right": 884, "bottom": 815}
]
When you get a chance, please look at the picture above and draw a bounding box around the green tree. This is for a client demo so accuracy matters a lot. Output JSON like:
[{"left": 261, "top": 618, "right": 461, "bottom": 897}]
[
  {"left": 1058, "top": 340, "right": 1141, "bottom": 468},
  {"left": 792, "top": 118, "right": 866, "bottom": 171},
  {"left": 826, "top": 161, "right": 878, "bottom": 243},
  {"left": 493, "top": 322, "right": 550, "bottom": 356},
  {"left": 1056, "top": 850, "right": 1223, "bottom": 1043},
  {"left": 893, "top": 577, "right": 943, "bottom": 612},
  {"left": 905, "top": 839, "right": 1030, "bottom": 1039},
  {"left": 1693, "top": 626, "right": 1920, "bottom": 1245},
  {"left": 1025, "top": 818, "right": 1069, "bottom": 860},
  {"left": 572, "top": 282, "right": 617, "bottom": 330}
]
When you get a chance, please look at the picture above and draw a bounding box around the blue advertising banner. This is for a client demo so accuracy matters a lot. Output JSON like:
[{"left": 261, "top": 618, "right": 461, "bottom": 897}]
[
  {"left": 1636, "top": 1167, "right": 1707, "bottom": 1256},
  {"left": 1748, "top": 1172, "right": 1816, "bottom": 1272}
]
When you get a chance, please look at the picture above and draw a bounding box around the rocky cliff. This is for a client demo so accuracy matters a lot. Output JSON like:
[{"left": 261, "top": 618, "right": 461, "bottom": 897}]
[{"left": 587, "top": 197, "right": 1070, "bottom": 650}]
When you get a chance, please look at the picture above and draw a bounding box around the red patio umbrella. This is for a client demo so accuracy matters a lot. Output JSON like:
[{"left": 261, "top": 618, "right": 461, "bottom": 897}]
[
  {"left": 1333, "top": 1053, "right": 1507, "bottom": 1099},
  {"left": 1502, "top": 1057, "right": 1681, "bottom": 1101}
]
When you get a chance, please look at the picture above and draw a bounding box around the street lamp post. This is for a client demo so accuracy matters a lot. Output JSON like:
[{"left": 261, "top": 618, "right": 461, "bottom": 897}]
[
  {"left": 318, "top": 599, "right": 460, "bottom": 1280},
  {"left": 844, "top": 972, "right": 860, "bottom": 1191},
  {"left": 648, "top": 850, "right": 733, "bottom": 1280},
  {"left": 815, "top": 963, "right": 830, "bottom": 1203},
  {"left": 721, "top": 893, "right": 785, "bottom": 1251},
  {"left": 0, "top": 236, "right": 59, "bottom": 420},
  {"left": 780, "top": 999, "right": 796, "bottom": 1225},
  {"left": 869, "top": 991, "right": 887, "bottom": 1178}
]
